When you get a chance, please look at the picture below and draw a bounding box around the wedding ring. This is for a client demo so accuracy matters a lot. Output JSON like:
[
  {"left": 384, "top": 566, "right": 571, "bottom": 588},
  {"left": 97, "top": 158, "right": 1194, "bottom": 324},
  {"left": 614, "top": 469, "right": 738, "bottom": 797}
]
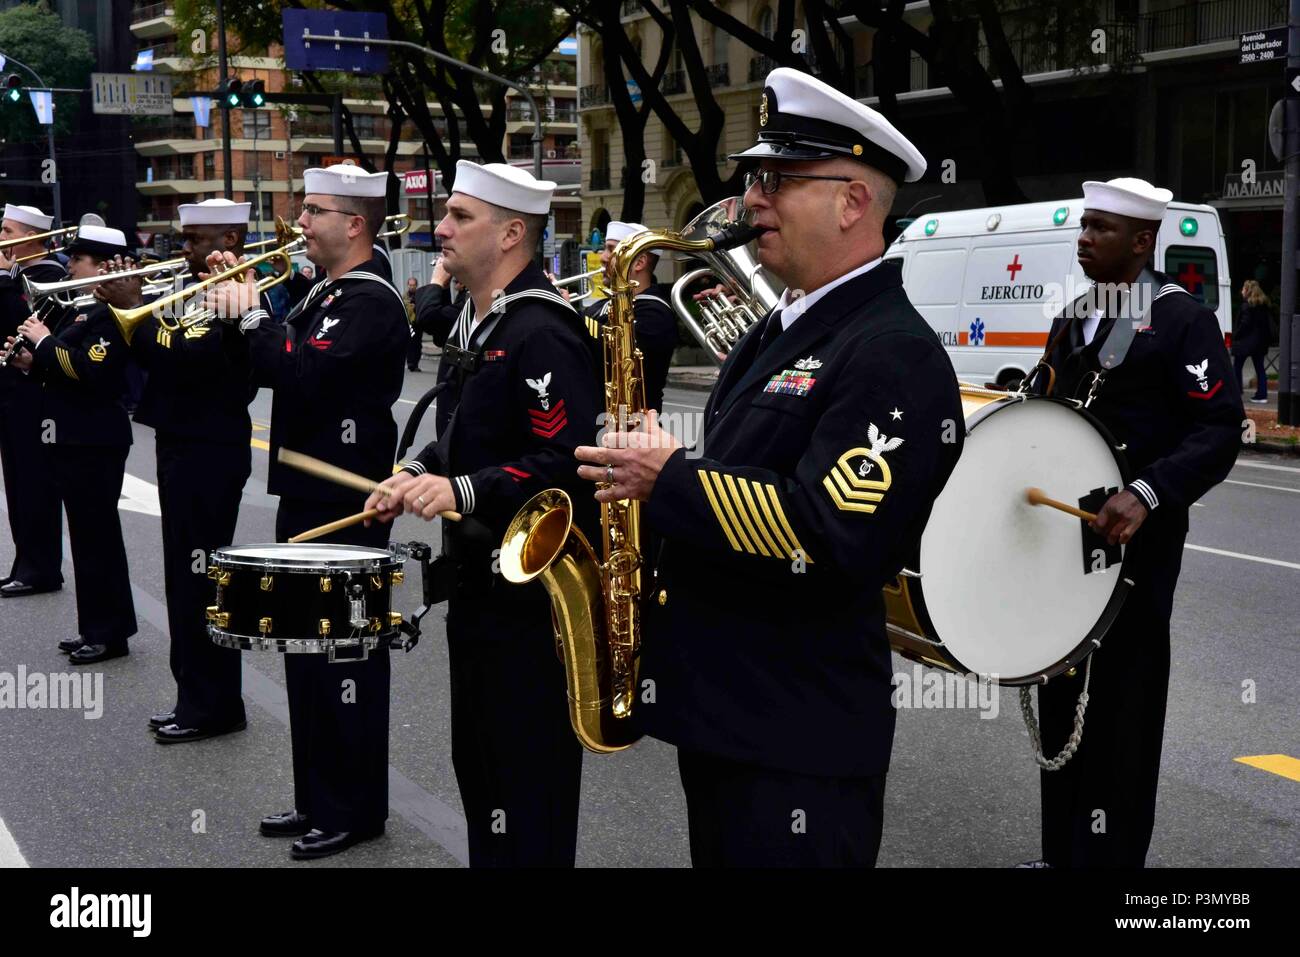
[{"left": 605, "top": 465, "right": 615, "bottom": 484}]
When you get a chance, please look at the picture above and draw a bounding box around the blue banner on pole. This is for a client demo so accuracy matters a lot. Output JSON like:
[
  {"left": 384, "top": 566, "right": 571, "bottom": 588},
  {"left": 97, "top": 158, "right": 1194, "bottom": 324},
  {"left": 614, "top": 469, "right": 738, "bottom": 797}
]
[
  {"left": 192, "top": 96, "right": 212, "bottom": 128},
  {"left": 282, "top": 9, "right": 389, "bottom": 74}
]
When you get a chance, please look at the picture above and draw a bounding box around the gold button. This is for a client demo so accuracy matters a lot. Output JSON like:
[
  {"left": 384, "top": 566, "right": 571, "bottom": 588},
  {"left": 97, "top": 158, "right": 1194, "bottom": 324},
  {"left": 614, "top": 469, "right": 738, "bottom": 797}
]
[
  {"left": 259, "top": 617, "right": 272, "bottom": 634},
  {"left": 657, "top": 589, "right": 667, "bottom": 606},
  {"left": 853, "top": 144, "right": 863, "bottom": 156}
]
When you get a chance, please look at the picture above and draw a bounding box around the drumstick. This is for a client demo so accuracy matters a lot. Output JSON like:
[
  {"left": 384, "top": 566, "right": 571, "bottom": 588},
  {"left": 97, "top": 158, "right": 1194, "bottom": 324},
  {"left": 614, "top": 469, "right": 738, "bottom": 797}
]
[
  {"left": 277, "top": 447, "right": 462, "bottom": 522},
  {"left": 1025, "top": 487, "right": 1098, "bottom": 523},
  {"left": 289, "top": 509, "right": 380, "bottom": 543}
]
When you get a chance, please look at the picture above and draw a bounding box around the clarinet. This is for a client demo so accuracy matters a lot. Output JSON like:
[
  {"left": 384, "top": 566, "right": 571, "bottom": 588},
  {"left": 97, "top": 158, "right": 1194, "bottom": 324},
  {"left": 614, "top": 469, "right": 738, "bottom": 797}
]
[{"left": 0, "top": 296, "right": 60, "bottom": 368}]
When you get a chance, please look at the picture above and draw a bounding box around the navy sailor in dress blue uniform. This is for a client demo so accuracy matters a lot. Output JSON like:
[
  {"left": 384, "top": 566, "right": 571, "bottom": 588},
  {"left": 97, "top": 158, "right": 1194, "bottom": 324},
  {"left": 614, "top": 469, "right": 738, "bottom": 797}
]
[
  {"left": 578, "top": 221, "right": 677, "bottom": 414},
  {"left": 206, "top": 164, "right": 410, "bottom": 860},
  {"left": 102, "top": 198, "right": 261, "bottom": 741},
  {"left": 0, "top": 203, "right": 65, "bottom": 597},
  {"left": 5, "top": 225, "right": 138, "bottom": 663},
  {"left": 366, "top": 161, "right": 601, "bottom": 867},
  {"left": 1029, "top": 177, "right": 1242, "bottom": 868},
  {"left": 577, "top": 68, "right": 964, "bottom": 867}
]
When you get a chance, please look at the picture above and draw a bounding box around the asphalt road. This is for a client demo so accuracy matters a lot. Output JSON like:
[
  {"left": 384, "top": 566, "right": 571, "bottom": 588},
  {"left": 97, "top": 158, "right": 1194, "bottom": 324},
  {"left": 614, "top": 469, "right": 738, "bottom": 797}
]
[{"left": 0, "top": 371, "right": 1296, "bottom": 868}]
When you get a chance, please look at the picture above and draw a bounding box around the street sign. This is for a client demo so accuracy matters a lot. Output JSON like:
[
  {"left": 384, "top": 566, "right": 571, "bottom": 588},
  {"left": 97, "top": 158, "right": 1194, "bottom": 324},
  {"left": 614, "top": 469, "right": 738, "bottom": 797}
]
[
  {"left": 1239, "top": 28, "right": 1286, "bottom": 65},
  {"left": 91, "top": 72, "right": 174, "bottom": 116},
  {"left": 283, "top": 9, "right": 389, "bottom": 74}
]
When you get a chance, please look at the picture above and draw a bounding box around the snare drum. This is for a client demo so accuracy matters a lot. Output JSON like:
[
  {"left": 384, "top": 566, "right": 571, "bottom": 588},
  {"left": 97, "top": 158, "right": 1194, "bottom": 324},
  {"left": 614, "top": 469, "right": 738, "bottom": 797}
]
[
  {"left": 885, "top": 387, "right": 1132, "bottom": 685},
  {"left": 206, "top": 543, "right": 407, "bottom": 660}
]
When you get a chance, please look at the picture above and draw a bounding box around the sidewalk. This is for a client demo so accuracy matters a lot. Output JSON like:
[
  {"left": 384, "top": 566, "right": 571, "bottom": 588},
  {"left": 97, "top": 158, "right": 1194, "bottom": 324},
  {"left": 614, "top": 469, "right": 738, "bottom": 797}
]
[{"left": 664, "top": 366, "right": 1299, "bottom": 456}]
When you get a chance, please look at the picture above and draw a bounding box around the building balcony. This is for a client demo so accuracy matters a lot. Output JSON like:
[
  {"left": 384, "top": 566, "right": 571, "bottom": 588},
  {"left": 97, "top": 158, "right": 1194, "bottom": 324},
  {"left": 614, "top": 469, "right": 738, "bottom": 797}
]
[
  {"left": 706, "top": 63, "right": 730, "bottom": 88},
  {"left": 662, "top": 70, "right": 686, "bottom": 95},
  {"left": 579, "top": 83, "right": 609, "bottom": 109},
  {"left": 748, "top": 55, "right": 778, "bottom": 83},
  {"left": 130, "top": 2, "right": 176, "bottom": 39}
]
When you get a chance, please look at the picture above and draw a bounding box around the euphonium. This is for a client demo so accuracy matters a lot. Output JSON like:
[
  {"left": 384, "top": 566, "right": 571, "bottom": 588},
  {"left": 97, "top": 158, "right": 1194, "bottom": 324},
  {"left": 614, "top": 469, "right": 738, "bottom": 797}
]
[{"left": 500, "top": 201, "right": 766, "bottom": 753}]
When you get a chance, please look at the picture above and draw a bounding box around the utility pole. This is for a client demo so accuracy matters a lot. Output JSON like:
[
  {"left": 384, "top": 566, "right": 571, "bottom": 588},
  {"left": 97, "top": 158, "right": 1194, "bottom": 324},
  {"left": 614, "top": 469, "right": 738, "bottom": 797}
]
[
  {"left": 216, "top": 0, "right": 234, "bottom": 199},
  {"left": 1280, "top": 0, "right": 1300, "bottom": 424},
  {"left": 0, "top": 50, "right": 62, "bottom": 223}
]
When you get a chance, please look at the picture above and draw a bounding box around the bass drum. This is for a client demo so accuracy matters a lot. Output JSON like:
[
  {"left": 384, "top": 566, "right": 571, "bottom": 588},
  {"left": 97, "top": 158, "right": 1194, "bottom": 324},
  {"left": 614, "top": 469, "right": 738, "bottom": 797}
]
[{"left": 886, "top": 387, "right": 1131, "bottom": 685}]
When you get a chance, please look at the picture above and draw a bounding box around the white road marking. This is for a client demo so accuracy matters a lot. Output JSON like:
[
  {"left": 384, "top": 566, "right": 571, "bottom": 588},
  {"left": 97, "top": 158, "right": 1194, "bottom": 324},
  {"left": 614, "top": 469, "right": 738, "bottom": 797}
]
[
  {"left": 1223, "top": 479, "right": 1300, "bottom": 495},
  {"left": 118, "top": 473, "right": 161, "bottom": 517},
  {"left": 1235, "top": 460, "right": 1300, "bottom": 475},
  {"left": 0, "top": 815, "right": 28, "bottom": 868},
  {"left": 1185, "top": 544, "right": 1300, "bottom": 571}
]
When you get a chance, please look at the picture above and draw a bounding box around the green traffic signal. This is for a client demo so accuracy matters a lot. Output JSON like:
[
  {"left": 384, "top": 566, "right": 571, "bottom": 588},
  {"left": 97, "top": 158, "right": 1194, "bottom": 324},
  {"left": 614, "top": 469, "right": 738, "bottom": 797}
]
[{"left": 5, "top": 87, "right": 19, "bottom": 103}]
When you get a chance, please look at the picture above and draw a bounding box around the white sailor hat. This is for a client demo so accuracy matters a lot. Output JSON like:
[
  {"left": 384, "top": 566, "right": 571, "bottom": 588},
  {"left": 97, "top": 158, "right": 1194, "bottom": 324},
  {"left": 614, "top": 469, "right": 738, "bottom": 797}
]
[
  {"left": 2, "top": 204, "right": 54, "bottom": 231},
  {"left": 731, "top": 68, "right": 926, "bottom": 183},
  {"left": 1081, "top": 177, "right": 1173, "bottom": 222},
  {"left": 65, "top": 225, "right": 129, "bottom": 259},
  {"left": 451, "top": 160, "right": 555, "bottom": 215},
  {"left": 303, "top": 163, "right": 391, "bottom": 198},
  {"left": 178, "top": 198, "right": 251, "bottom": 227},
  {"left": 605, "top": 221, "right": 649, "bottom": 244}
]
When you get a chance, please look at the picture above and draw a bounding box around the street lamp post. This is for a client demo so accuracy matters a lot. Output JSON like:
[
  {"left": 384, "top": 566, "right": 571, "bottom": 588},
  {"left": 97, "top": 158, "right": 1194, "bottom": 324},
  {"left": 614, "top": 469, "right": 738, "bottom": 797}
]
[{"left": 0, "top": 49, "right": 62, "bottom": 223}]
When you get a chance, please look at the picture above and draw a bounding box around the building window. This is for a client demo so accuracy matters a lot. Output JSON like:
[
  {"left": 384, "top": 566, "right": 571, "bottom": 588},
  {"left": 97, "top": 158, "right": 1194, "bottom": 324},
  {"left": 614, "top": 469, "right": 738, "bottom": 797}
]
[
  {"left": 554, "top": 205, "right": 581, "bottom": 237},
  {"left": 758, "top": 7, "right": 774, "bottom": 40},
  {"left": 261, "top": 193, "right": 275, "bottom": 224}
]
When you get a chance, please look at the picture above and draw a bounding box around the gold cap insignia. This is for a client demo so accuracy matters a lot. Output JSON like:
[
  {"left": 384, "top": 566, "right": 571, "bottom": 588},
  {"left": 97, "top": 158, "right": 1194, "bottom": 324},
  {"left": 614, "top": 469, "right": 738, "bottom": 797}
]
[
  {"left": 759, "top": 92, "right": 769, "bottom": 128},
  {"left": 853, "top": 144, "right": 864, "bottom": 156}
]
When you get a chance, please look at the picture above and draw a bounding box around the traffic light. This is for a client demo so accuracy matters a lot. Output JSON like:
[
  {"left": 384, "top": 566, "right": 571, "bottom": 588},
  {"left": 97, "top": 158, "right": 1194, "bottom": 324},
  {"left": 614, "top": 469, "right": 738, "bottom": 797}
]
[
  {"left": 3, "top": 74, "right": 22, "bottom": 104},
  {"left": 218, "top": 78, "right": 267, "bottom": 108}
]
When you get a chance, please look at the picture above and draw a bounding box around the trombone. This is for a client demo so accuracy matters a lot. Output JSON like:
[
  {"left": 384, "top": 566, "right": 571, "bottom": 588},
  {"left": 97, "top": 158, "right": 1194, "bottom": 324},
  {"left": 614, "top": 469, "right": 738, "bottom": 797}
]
[
  {"left": 22, "top": 258, "right": 189, "bottom": 309},
  {"left": 378, "top": 213, "right": 411, "bottom": 239},
  {"left": 0, "top": 225, "right": 78, "bottom": 253},
  {"left": 110, "top": 244, "right": 298, "bottom": 344},
  {"left": 550, "top": 267, "right": 603, "bottom": 305}
]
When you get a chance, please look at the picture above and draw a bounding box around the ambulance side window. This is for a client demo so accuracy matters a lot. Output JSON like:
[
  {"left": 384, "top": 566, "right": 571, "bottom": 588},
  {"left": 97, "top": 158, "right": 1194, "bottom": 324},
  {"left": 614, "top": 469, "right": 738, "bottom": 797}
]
[{"left": 1164, "top": 246, "right": 1218, "bottom": 310}]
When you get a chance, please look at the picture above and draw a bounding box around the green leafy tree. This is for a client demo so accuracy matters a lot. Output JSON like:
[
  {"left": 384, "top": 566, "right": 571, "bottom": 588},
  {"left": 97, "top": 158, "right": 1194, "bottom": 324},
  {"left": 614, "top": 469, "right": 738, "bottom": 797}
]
[{"left": 0, "top": 3, "right": 95, "bottom": 144}]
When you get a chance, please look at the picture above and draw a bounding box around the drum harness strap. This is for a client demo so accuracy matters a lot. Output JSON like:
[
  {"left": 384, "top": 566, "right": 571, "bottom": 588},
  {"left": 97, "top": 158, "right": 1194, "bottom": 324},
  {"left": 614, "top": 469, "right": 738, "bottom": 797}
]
[{"left": 1014, "top": 273, "right": 1177, "bottom": 769}]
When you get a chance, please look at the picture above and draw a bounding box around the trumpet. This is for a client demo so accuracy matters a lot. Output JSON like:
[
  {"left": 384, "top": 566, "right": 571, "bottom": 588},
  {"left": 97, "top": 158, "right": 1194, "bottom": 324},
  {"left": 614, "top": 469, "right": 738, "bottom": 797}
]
[
  {"left": 22, "top": 259, "right": 189, "bottom": 309},
  {"left": 109, "top": 244, "right": 298, "bottom": 344}
]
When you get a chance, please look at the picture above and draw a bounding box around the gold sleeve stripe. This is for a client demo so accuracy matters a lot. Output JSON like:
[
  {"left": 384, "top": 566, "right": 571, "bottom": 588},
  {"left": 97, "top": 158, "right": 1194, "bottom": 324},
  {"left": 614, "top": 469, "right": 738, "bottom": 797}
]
[
  {"left": 707, "top": 471, "right": 758, "bottom": 555},
  {"left": 56, "top": 348, "right": 79, "bottom": 381},
  {"left": 696, "top": 469, "right": 743, "bottom": 553},
  {"left": 746, "top": 477, "right": 794, "bottom": 558},
  {"left": 764, "top": 484, "right": 813, "bottom": 563},
  {"left": 735, "top": 476, "right": 783, "bottom": 558},
  {"left": 723, "top": 473, "right": 772, "bottom": 557}
]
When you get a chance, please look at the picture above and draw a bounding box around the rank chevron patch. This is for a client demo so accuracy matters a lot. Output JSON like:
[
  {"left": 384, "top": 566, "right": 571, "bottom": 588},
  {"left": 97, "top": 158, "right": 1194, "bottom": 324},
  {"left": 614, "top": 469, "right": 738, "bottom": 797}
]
[
  {"left": 528, "top": 398, "right": 568, "bottom": 438},
  {"left": 823, "top": 423, "right": 903, "bottom": 514}
]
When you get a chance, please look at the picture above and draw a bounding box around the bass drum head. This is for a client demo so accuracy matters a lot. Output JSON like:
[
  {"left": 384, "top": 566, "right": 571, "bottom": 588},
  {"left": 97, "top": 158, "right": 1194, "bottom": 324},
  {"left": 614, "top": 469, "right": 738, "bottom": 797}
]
[{"left": 918, "top": 397, "right": 1126, "bottom": 683}]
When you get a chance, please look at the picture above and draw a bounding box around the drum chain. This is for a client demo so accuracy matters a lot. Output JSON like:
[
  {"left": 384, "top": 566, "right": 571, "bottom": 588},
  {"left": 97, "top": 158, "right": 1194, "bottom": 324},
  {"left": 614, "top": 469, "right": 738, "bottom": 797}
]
[{"left": 1018, "top": 654, "right": 1094, "bottom": 771}]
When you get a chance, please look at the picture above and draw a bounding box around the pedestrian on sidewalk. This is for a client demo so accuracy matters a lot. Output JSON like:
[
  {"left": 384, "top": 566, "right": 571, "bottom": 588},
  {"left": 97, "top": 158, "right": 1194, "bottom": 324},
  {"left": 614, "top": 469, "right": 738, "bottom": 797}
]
[{"left": 1232, "top": 279, "right": 1272, "bottom": 405}]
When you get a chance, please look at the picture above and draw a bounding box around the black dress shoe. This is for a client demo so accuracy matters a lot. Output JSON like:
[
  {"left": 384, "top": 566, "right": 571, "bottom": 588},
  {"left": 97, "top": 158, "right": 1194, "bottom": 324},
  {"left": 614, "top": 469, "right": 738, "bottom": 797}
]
[
  {"left": 290, "top": 824, "right": 384, "bottom": 860},
  {"left": 1, "top": 580, "right": 61, "bottom": 598},
  {"left": 148, "top": 710, "right": 177, "bottom": 730},
  {"left": 260, "top": 810, "right": 311, "bottom": 837},
  {"left": 57, "top": 637, "right": 85, "bottom": 654},
  {"left": 154, "top": 719, "right": 247, "bottom": 744},
  {"left": 68, "top": 643, "right": 128, "bottom": 665}
]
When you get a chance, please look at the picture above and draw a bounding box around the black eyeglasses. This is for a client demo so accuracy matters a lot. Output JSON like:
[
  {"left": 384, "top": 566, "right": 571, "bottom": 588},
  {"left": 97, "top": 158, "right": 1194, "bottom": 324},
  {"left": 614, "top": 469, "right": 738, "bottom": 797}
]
[
  {"left": 299, "top": 202, "right": 359, "bottom": 219},
  {"left": 744, "top": 169, "right": 852, "bottom": 195}
]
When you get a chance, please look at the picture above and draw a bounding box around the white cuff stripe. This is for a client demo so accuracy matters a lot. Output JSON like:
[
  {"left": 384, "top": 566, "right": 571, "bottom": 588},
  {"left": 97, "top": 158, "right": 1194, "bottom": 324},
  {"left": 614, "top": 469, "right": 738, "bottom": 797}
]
[
  {"left": 453, "top": 475, "right": 475, "bottom": 513},
  {"left": 1129, "top": 480, "right": 1159, "bottom": 510},
  {"left": 400, "top": 461, "right": 427, "bottom": 476}
]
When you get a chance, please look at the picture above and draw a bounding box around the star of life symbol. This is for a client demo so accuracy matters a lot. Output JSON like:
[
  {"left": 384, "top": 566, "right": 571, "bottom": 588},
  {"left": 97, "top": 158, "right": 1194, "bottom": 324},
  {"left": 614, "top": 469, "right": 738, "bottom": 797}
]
[
  {"left": 969, "top": 317, "right": 985, "bottom": 346},
  {"left": 794, "top": 355, "right": 822, "bottom": 371},
  {"left": 1185, "top": 358, "right": 1209, "bottom": 391},
  {"left": 857, "top": 422, "right": 904, "bottom": 478},
  {"left": 316, "top": 317, "right": 340, "bottom": 340},
  {"left": 526, "top": 371, "right": 553, "bottom": 410}
]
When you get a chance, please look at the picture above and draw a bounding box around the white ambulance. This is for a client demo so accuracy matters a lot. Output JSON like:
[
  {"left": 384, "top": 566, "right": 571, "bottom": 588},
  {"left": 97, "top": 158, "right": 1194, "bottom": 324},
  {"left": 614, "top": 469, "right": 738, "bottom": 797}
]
[{"left": 883, "top": 199, "right": 1232, "bottom": 387}]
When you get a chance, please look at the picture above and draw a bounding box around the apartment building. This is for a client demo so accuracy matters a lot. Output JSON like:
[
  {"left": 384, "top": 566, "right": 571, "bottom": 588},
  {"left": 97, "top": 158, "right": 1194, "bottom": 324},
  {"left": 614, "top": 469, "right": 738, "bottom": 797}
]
[
  {"left": 578, "top": 0, "right": 1287, "bottom": 295},
  {"left": 129, "top": 1, "right": 581, "bottom": 247}
]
